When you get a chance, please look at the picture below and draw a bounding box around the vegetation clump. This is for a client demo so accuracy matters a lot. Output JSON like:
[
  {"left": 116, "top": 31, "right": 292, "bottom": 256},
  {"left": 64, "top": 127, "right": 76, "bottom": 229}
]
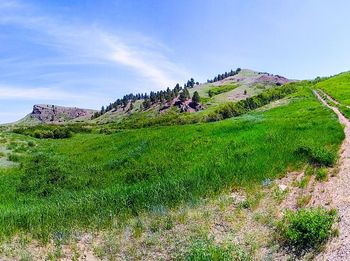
[
  {"left": 277, "top": 208, "right": 337, "bottom": 253},
  {"left": 316, "top": 168, "right": 329, "bottom": 181},
  {"left": 209, "top": 83, "right": 296, "bottom": 121},
  {"left": 17, "top": 153, "right": 87, "bottom": 197},
  {"left": 179, "top": 239, "right": 251, "bottom": 261},
  {"left": 295, "top": 145, "right": 336, "bottom": 167},
  {"left": 13, "top": 124, "right": 92, "bottom": 139}
]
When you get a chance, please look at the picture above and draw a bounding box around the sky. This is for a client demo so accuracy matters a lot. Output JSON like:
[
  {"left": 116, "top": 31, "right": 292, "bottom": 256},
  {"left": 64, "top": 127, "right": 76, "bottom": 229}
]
[{"left": 0, "top": 0, "right": 350, "bottom": 123}]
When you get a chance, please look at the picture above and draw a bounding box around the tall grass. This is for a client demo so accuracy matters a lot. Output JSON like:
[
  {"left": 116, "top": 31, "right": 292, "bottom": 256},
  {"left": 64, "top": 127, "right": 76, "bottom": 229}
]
[
  {"left": 316, "top": 71, "right": 350, "bottom": 105},
  {"left": 0, "top": 87, "right": 344, "bottom": 240}
]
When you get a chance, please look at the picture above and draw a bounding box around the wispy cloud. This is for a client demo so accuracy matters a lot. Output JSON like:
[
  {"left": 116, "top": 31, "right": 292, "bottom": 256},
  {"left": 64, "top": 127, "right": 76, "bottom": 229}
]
[
  {"left": 0, "top": 0, "right": 191, "bottom": 122},
  {"left": 0, "top": 84, "right": 87, "bottom": 101},
  {"left": 0, "top": 0, "right": 187, "bottom": 88}
]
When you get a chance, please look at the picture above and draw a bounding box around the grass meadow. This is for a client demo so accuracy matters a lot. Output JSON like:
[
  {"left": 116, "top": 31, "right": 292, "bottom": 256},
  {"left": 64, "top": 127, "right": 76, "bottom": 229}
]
[
  {"left": 0, "top": 86, "right": 344, "bottom": 241},
  {"left": 316, "top": 72, "right": 350, "bottom": 105}
]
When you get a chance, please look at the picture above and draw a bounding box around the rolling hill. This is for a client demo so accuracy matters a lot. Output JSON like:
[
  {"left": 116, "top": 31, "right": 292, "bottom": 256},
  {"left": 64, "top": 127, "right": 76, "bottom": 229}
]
[
  {"left": 1, "top": 70, "right": 350, "bottom": 260},
  {"left": 12, "top": 69, "right": 293, "bottom": 127}
]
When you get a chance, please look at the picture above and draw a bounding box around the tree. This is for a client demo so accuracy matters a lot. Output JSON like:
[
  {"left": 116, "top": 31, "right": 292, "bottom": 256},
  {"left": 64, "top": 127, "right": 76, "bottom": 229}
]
[
  {"left": 192, "top": 91, "right": 201, "bottom": 104},
  {"left": 179, "top": 91, "right": 187, "bottom": 102},
  {"left": 142, "top": 99, "right": 151, "bottom": 110},
  {"left": 184, "top": 87, "right": 190, "bottom": 99}
]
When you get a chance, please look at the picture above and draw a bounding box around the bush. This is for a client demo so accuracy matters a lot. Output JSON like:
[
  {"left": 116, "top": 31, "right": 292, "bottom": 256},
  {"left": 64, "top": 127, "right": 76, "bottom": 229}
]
[
  {"left": 295, "top": 146, "right": 336, "bottom": 167},
  {"left": 99, "top": 127, "right": 113, "bottom": 134},
  {"left": 316, "top": 168, "right": 328, "bottom": 181},
  {"left": 13, "top": 124, "right": 91, "bottom": 139},
  {"left": 277, "top": 208, "right": 337, "bottom": 252},
  {"left": 27, "top": 141, "right": 35, "bottom": 147}
]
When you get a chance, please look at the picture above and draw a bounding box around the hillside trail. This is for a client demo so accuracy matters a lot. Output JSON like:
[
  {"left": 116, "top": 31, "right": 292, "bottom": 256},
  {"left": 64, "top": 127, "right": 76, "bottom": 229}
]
[
  {"left": 313, "top": 90, "right": 350, "bottom": 260},
  {"left": 317, "top": 89, "right": 350, "bottom": 109}
]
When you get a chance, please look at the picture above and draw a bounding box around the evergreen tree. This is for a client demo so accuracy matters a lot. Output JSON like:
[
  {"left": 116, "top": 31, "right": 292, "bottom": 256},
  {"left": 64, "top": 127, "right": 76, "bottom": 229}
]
[
  {"left": 192, "top": 91, "right": 201, "bottom": 104},
  {"left": 179, "top": 91, "right": 187, "bottom": 102},
  {"left": 142, "top": 99, "right": 151, "bottom": 110},
  {"left": 184, "top": 87, "right": 190, "bottom": 99},
  {"left": 190, "top": 78, "right": 195, "bottom": 87}
]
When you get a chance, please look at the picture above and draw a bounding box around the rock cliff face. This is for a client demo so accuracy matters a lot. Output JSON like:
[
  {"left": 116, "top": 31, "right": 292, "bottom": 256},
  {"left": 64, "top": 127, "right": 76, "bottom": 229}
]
[{"left": 28, "top": 104, "right": 97, "bottom": 123}]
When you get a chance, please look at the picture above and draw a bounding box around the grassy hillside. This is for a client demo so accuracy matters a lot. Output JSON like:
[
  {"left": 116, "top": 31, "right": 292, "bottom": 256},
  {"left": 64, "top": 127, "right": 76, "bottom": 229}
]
[
  {"left": 316, "top": 72, "right": 350, "bottom": 105},
  {"left": 92, "top": 69, "right": 292, "bottom": 125},
  {"left": 0, "top": 83, "right": 343, "bottom": 241},
  {"left": 315, "top": 72, "right": 350, "bottom": 119}
]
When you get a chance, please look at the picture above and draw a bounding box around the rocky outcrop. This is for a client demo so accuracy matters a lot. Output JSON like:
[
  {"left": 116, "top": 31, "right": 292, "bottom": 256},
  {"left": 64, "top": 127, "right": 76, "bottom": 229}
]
[{"left": 29, "top": 104, "right": 97, "bottom": 123}]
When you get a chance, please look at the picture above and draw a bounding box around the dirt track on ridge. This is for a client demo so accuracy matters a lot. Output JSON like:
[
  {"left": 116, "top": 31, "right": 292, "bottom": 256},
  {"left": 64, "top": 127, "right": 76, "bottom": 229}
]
[{"left": 313, "top": 90, "right": 350, "bottom": 260}]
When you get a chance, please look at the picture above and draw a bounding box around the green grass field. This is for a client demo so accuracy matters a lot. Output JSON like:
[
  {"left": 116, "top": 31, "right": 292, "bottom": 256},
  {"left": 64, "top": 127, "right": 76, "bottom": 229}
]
[
  {"left": 316, "top": 72, "right": 350, "bottom": 105},
  {"left": 0, "top": 85, "right": 344, "bottom": 241}
]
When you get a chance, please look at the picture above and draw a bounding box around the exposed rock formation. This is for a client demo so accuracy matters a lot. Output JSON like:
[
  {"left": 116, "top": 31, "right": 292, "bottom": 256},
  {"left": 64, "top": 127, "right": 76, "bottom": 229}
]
[{"left": 27, "top": 104, "right": 97, "bottom": 123}]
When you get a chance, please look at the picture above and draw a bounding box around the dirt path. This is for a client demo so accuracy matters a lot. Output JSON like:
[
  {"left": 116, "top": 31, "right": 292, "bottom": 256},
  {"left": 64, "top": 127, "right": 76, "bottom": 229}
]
[
  {"left": 317, "top": 89, "right": 350, "bottom": 110},
  {"left": 317, "top": 89, "right": 340, "bottom": 106},
  {"left": 313, "top": 90, "right": 350, "bottom": 260}
]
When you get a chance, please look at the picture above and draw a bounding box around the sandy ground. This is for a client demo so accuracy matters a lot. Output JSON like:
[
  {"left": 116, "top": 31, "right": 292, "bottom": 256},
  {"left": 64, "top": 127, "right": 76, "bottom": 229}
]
[{"left": 313, "top": 90, "right": 350, "bottom": 260}]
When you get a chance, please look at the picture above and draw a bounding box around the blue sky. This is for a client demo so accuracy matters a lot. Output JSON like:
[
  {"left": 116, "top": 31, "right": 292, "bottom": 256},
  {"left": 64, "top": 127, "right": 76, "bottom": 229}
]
[{"left": 0, "top": 0, "right": 349, "bottom": 123}]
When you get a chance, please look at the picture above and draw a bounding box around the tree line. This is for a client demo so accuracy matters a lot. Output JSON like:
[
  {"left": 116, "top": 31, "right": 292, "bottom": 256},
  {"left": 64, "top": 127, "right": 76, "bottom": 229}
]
[
  {"left": 92, "top": 68, "right": 242, "bottom": 119},
  {"left": 92, "top": 77, "right": 200, "bottom": 119},
  {"left": 207, "top": 68, "right": 241, "bottom": 83}
]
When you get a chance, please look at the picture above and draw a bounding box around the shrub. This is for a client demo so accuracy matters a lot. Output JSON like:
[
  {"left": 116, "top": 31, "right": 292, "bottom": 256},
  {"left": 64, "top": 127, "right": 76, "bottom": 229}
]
[
  {"left": 295, "top": 146, "right": 335, "bottom": 167},
  {"left": 13, "top": 124, "right": 90, "bottom": 139},
  {"left": 99, "top": 128, "right": 113, "bottom": 134},
  {"left": 277, "top": 208, "right": 337, "bottom": 252},
  {"left": 316, "top": 168, "right": 328, "bottom": 181},
  {"left": 52, "top": 128, "right": 72, "bottom": 139},
  {"left": 27, "top": 141, "right": 35, "bottom": 147}
]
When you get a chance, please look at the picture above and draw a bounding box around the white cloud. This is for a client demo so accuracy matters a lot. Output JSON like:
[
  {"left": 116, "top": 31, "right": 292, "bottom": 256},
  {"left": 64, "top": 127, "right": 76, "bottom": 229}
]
[
  {"left": 0, "top": 85, "right": 82, "bottom": 100},
  {"left": 0, "top": 0, "right": 191, "bottom": 123},
  {"left": 0, "top": 84, "right": 107, "bottom": 108},
  {"left": 0, "top": 0, "right": 187, "bottom": 88}
]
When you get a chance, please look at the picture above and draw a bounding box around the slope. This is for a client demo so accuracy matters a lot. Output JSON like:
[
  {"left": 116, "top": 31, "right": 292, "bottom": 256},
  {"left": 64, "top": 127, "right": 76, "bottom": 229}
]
[
  {"left": 315, "top": 71, "right": 350, "bottom": 105},
  {"left": 0, "top": 83, "right": 343, "bottom": 242},
  {"left": 92, "top": 69, "right": 292, "bottom": 124}
]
